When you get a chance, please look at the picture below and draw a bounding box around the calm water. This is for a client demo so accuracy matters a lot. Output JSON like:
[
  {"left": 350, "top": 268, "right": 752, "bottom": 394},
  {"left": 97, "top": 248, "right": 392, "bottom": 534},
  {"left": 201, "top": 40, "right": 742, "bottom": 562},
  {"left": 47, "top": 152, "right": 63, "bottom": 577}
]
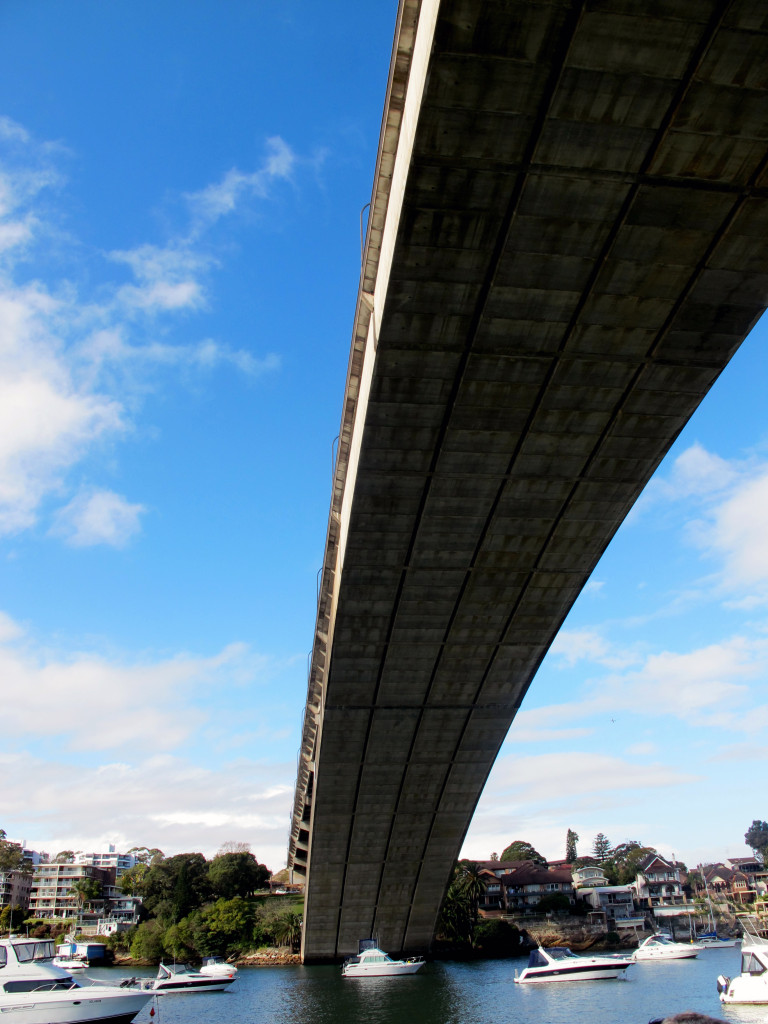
[{"left": 87, "top": 947, "right": 768, "bottom": 1024}]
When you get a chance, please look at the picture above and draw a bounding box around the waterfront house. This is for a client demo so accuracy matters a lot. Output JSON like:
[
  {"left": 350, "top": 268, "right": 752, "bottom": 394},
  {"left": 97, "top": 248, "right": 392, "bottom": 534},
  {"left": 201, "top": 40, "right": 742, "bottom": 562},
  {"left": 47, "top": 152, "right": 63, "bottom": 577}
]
[
  {"left": 572, "top": 865, "right": 610, "bottom": 888},
  {"left": 575, "top": 884, "right": 645, "bottom": 929},
  {"left": 500, "top": 864, "right": 574, "bottom": 914},
  {"left": 632, "top": 854, "right": 686, "bottom": 909}
]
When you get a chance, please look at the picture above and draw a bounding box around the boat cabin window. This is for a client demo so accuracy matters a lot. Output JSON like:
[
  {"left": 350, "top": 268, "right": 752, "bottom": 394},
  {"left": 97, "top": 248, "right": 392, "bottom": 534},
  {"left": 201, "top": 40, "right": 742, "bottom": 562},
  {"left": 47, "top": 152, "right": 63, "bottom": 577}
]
[
  {"left": 0, "top": 948, "right": 6, "bottom": 969},
  {"left": 3, "top": 980, "right": 74, "bottom": 993},
  {"left": 10, "top": 941, "right": 55, "bottom": 963},
  {"left": 741, "top": 952, "right": 767, "bottom": 976},
  {"left": 547, "top": 948, "right": 579, "bottom": 960}
]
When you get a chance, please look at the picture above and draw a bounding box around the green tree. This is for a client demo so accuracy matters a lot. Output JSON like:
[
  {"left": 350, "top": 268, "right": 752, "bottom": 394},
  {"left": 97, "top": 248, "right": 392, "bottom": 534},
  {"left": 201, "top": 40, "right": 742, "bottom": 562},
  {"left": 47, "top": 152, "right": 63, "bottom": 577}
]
[
  {"left": 500, "top": 840, "right": 547, "bottom": 864},
  {"left": 208, "top": 852, "right": 270, "bottom": 899},
  {"left": 68, "top": 878, "right": 102, "bottom": 914},
  {"left": 0, "top": 836, "right": 24, "bottom": 873},
  {"left": 163, "top": 918, "right": 198, "bottom": 961},
  {"left": 54, "top": 851, "right": 75, "bottom": 864},
  {"left": 0, "top": 904, "right": 25, "bottom": 931},
  {"left": 455, "top": 861, "right": 487, "bottom": 929},
  {"left": 565, "top": 829, "right": 579, "bottom": 863},
  {"left": 127, "top": 847, "right": 164, "bottom": 866},
  {"left": 473, "top": 918, "right": 521, "bottom": 956},
  {"left": 272, "top": 911, "right": 302, "bottom": 952},
  {"left": 592, "top": 833, "right": 612, "bottom": 863},
  {"left": 537, "top": 892, "right": 571, "bottom": 914},
  {"left": 200, "top": 897, "right": 257, "bottom": 955},
  {"left": 119, "top": 863, "right": 149, "bottom": 896},
  {"left": 745, "top": 821, "right": 768, "bottom": 861},
  {"left": 130, "top": 920, "right": 165, "bottom": 962},
  {"left": 142, "top": 853, "right": 211, "bottom": 920},
  {"left": 604, "top": 842, "right": 656, "bottom": 884}
]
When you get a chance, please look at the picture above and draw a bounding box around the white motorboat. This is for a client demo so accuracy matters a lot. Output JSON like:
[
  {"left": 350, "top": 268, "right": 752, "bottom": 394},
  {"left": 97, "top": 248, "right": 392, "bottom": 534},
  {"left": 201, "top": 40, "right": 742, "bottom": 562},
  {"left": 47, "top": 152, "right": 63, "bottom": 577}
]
[
  {"left": 148, "top": 962, "right": 237, "bottom": 993},
  {"left": 342, "top": 941, "right": 425, "bottom": 977},
  {"left": 718, "top": 917, "right": 768, "bottom": 1004},
  {"left": 52, "top": 957, "right": 87, "bottom": 971},
  {"left": 633, "top": 934, "right": 703, "bottom": 961},
  {"left": 0, "top": 936, "right": 152, "bottom": 1024},
  {"left": 514, "top": 946, "right": 632, "bottom": 983},
  {"left": 696, "top": 931, "right": 740, "bottom": 948},
  {"left": 199, "top": 956, "right": 238, "bottom": 979}
]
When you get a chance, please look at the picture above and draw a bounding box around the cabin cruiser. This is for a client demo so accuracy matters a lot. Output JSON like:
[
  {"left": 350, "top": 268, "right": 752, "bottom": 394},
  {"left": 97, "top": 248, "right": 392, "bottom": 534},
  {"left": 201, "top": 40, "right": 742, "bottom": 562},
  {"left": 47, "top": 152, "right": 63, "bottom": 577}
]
[
  {"left": 0, "top": 936, "right": 152, "bottom": 1024},
  {"left": 342, "top": 941, "right": 425, "bottom": 977},
  {"left": 697, "top": 931, "right": 740, "bottom": 948},
  {"left": 717, "top": 918, "right": 768, "bottom": 1004},
  {"left": 199, "top": 956, "right": 238, "bottom": 979},
  {"left": 514, "top": 946, "right": 632, "bottom": 983},
  {"left": 633, "top": 934, "right": 703, "bottom": 961},
  {"left": 52, "top": 956, "right": 87, "bottom": 971},
  {"left": 146, "top": 962, "right": 237, "bottom": 993}
]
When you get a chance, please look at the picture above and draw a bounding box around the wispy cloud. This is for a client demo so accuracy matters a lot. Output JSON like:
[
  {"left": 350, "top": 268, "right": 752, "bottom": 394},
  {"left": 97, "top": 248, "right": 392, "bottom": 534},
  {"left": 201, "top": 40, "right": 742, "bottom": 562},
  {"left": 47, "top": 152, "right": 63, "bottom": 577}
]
[
  {"left": 1, "top": 750, "right": 293, "bottom": 869},
  {"left": 0, "top": 117, "right": 286, "bottom": 542},
  {"left": 185, "top": 137, "right": 295, "bottom": 229},
  {"left": 0, "top": 611, "right": 269, "bottom": 753},
  {"left": 50, "top": 489, "right": 146, "bottom": 547}
]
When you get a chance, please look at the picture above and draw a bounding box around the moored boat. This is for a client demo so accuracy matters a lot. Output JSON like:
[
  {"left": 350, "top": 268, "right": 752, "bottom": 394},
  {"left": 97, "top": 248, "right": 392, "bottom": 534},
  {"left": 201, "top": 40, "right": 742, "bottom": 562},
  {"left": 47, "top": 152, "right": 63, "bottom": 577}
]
[
  {"left": 633, "top": 934, "right": 703, "bottom": 961},
  {"left": 199, "top": 956, "right": 238, "bottom": 979},
  {"left": 0, "top": 935, "right": 152, "bottom": 1024},
  {"left": 514, "top": 946, "right": 632, "bottom": 983},
  {"left": 696, "top": 930, "right": 740, "bottom": 948},
  {"left": 148, "top": 962, "right": 237, "bottom": 993},
  {"left": 342, "top": 940, "right": 425, "bottom": 977},
  {"left": 718, "top": 917, "right": 768, "bottom": 1004}
]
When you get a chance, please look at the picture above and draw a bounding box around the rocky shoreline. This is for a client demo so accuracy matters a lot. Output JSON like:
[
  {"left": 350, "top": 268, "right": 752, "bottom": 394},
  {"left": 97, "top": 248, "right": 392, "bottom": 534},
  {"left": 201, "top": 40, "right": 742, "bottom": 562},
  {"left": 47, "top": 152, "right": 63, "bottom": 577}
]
[{"left": 111, "top": 947, "right": 301, "bottom": 968}]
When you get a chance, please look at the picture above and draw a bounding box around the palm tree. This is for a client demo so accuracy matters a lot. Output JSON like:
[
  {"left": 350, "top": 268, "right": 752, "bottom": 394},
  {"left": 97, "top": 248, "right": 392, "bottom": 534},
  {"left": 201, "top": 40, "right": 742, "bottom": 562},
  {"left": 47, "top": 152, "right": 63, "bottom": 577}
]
[
  {"left": 457, "top": 861, "right": 487, "bottom": 930},
  {"left": 273, "top": 912, "right": 302, "bottom": 952},
  {"left": 68, "top": 879, "right": 102, "bottom": 921}
]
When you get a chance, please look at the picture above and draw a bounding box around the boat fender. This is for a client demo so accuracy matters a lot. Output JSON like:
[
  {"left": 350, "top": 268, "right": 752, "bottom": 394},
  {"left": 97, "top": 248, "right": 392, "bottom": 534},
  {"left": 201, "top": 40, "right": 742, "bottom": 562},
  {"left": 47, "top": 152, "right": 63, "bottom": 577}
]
[{"left": 716, "top": 975, "right": 730, "bottom": 995}]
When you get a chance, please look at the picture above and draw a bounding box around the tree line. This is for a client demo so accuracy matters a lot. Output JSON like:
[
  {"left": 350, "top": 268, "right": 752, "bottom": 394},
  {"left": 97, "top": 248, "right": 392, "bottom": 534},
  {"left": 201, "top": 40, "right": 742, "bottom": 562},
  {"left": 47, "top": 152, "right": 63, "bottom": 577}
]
[{"left": 2, "top": 838, "right": 302, "bottom": 961}]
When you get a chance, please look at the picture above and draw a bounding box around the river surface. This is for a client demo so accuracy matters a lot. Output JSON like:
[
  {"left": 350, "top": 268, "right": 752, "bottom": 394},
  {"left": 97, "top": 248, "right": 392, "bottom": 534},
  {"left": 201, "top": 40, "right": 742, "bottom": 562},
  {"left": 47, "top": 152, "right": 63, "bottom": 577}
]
[{"left": 87, "top": 947, "right": 766, "bottom": 1024}]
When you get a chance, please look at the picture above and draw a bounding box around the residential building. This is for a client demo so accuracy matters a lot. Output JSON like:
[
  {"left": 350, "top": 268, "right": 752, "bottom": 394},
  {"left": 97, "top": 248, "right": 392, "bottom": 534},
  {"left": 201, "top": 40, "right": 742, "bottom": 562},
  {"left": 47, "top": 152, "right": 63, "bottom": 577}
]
[
  {"left": 575, "top": 885, "right": 645, "bottom": 929},
  {"left": 725, "top": 858, "right": 768, "bottom": 896},
  {"left": 633, "top": 854, "right": 686, "bottom": 909},
  {"left": 74, "top": 848, "right": 136, "bottom": 877},
  {"left": 500, "top": 864, "right": 574, "bottom": 915},
  {"left": 573, "top": 865, "right": 610, "bottom": 888},
  {"left": 0, "top": 870, "right": 32, "bottom": 911},
  {"left": 704, "top": 864, "right": 754, "bottom": 903},
  {"left": 29, "top": 862, "right": 111, "bottom": 919}
]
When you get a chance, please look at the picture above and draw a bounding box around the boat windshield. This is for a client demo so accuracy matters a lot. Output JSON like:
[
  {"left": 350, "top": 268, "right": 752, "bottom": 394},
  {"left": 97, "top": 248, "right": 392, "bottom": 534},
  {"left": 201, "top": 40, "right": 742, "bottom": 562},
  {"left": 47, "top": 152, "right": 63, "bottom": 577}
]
[
  {"left": 9, "top": 942, "right": 55, "bottom": 963},
  {"left": 3, "top": 979, "right": 75, "bottom": 993},
  {"left": 547, "top": 948, "right": 580, "bottom": 960},
  {"left": 741, "top": 952, "right": 767, "bottom": 976},
  {"left": 528, "top": 947, "right": 577, "bottom": 967}
]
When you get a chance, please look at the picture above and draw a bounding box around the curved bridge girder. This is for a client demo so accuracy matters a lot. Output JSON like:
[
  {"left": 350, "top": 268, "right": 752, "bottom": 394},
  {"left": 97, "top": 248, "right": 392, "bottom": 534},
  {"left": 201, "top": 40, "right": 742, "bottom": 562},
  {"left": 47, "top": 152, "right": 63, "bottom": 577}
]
[{"left": 290, "top": 0, "right": 768, "bottom": 960}]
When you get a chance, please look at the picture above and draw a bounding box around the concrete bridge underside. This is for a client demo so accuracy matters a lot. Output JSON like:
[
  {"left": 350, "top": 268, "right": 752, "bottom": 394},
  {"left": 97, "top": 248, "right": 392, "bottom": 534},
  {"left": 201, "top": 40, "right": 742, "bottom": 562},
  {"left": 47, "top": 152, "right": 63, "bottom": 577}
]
[{"left": 289, "top": 0, "right": 768, "bottom": 960}]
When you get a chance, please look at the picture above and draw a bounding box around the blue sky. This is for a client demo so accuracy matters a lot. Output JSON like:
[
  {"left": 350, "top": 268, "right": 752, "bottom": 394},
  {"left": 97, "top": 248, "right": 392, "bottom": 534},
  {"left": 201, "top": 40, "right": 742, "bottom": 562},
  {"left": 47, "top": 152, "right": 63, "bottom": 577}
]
[{"left": 1, "top": 1, "right": 765, "bottom": 874}]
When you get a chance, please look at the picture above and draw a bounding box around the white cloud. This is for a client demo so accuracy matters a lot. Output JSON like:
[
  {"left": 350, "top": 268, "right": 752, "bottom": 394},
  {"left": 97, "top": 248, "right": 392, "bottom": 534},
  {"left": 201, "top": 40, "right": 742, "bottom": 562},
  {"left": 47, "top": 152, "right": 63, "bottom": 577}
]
[
  {"left": 185, "top": 137, "right": 295, "bottom": 228},
  {"left": 0, "top": 613, "right": 268, "bottom": 752},
  {"left": 513, "top": 634, "right": 766, "bottom": 737},
  {"left": 1, "top": 751, "right": 294, "bottom": 869},
  {"left": 692, "top": 465, "right": 768, "bottom": 601},
  {"left": 0, "top": 120, "right": 285, "bottom": 541},
  {"left": 109, "top": 243, "right": 210, "bottom": 315},
  {"left": 549, "top": 628, "right": 637, "bottom": 670},
  {"left": 50, "top": 489, "right": 145, "bottom": 547}
]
